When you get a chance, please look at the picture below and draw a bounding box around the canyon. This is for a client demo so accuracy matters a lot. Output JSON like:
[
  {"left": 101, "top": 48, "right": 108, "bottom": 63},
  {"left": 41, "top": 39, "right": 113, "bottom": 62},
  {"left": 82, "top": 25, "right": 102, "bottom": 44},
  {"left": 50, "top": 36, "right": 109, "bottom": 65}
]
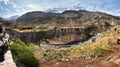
[{"left": 6, "top": 27, "right": 91, "bottom": 45}]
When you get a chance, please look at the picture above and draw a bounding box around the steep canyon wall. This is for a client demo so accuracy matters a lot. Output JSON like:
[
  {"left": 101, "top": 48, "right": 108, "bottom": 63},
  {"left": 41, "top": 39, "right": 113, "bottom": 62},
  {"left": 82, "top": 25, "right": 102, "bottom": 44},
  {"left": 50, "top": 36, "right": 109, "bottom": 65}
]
[{"left": 6, "top": 27, "right": 91, "bottom": 45}]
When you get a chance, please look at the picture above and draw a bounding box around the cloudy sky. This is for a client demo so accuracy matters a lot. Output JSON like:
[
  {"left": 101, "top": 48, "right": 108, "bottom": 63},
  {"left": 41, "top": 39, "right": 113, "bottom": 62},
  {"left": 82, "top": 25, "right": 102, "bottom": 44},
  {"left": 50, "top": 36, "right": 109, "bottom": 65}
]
[{"left": 0, "top": 0, "right": 120, "bottom": 18}]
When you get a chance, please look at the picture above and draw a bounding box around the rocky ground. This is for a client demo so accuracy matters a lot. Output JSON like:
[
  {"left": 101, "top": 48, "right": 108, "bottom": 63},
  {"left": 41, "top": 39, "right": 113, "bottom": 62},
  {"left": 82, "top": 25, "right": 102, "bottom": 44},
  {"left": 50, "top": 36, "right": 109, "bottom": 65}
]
[
  {"left": 42, "top": 45, "right": 120, "bottom": 67},
  {"left": 0, "top": 49, "right": 16, "bottom": 67}
]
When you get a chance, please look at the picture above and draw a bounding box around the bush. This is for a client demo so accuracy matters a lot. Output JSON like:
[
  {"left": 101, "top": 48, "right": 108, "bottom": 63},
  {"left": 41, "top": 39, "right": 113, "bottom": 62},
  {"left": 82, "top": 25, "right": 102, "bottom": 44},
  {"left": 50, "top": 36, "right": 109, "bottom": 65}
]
[
  {"left": 10, "top": 42, "right": 40, "bottom": 67},
  {"left": 93, "top": 46, "right": 112, "bottom": 56}
]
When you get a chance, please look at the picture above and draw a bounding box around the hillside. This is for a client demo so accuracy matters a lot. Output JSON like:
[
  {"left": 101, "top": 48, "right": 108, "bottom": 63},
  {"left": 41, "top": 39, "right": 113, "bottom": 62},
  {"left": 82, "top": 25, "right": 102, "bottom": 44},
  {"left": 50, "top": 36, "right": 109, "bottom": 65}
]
[
  {"left": 16, "top": 11, "right": 59, "bottom": 23},
  {"left": 36, "top": 25, "right": 120, "bottom": 67},
  {"left": 8, "top": 23, "right": 120, "bottom": 67},
  {"left": 3, "top": 10, "right": 120, "bottom": 67},
  {"left": 16, "top": 10, "right": 120, "bottom": 24},
  {"left": 6, "top": 10, "right": 120, "bottom": 45},
  {"left": 15, "top": 10, "right": 120, "bottom": 34}
]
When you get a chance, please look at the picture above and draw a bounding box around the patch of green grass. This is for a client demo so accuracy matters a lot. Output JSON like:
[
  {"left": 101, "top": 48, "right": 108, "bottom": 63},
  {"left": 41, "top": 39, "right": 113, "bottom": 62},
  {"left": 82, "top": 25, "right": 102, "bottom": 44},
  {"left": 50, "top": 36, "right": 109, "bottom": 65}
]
[
  {"left": 10, "top": 41, "right": 40, "bottom": 67},
  {"left": 93, "top": 46, "right": 112, "bottom": 56}
]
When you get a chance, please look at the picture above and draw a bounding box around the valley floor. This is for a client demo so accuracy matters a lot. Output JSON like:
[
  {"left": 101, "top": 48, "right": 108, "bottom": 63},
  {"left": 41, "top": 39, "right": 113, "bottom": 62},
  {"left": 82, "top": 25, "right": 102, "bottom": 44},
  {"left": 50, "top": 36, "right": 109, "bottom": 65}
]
[{"left": 34, "top": 25, "right": 120, "bottom": 67}]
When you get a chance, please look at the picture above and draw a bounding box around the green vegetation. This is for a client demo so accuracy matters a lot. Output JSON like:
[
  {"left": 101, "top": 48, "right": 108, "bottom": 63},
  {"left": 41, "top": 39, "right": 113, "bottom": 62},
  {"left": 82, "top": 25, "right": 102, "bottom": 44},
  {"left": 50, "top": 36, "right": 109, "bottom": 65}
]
[
  {"left": 93, "top": 46, "right": 112, "bottom": 56},
  {"left": 43, "top": 49, "right": 70, "bottom": 61},
  {"left": 10, "top": 40, "right": 40, "bottom": 67}
]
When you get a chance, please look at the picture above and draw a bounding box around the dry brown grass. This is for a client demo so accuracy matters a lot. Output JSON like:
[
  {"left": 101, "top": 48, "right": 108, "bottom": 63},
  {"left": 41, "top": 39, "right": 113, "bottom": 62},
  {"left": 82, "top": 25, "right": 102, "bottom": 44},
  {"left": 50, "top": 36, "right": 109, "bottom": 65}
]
[{"left": 34, "top": 25, "right": 120, "bottom": 67}]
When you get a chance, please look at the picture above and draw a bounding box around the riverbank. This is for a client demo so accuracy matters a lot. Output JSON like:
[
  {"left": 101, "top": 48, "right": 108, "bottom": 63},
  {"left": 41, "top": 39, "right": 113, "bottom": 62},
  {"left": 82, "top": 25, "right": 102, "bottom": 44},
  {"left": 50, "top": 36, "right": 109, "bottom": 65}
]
[{"left": 40, "top": 33, "right": 101, "bottom": 50}]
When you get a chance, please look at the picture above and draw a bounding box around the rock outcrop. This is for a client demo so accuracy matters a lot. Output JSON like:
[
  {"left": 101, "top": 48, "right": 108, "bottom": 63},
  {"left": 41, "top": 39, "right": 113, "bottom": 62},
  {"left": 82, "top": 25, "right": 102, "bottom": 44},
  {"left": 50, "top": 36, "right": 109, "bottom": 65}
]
[
  {"left": 6, "top": 27, "right": 91, "bottom": 45},
  {"left": 0, "top": 32, "right": 16, "bottom": 67},
  {"left": 45, "top": 27, "right": 91, "bottom": 45},
  {"left": 6, "top": 28, "right": 46, "bottom": 44},
  {"left": 0, "top": 50, "right": 16, "bottom": 67}
]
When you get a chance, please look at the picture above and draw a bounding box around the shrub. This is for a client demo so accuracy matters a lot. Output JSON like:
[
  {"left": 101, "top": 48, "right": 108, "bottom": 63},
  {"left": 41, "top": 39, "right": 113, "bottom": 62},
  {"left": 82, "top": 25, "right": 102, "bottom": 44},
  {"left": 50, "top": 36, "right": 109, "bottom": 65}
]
[
  {"left": 10, "top": 42, "right": 40, "bottom": 67},
  {"left": 93, "top": 46, "right": 112, "bottom": 56}
]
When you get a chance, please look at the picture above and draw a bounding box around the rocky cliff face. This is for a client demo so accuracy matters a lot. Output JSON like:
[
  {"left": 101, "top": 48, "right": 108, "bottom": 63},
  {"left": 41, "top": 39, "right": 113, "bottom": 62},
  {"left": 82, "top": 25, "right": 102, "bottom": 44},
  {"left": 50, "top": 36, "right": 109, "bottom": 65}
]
[
  {"left": 0, "top": 50, "right": 16, "bottom": 67},
  {"left": 6, "top": 27, "right": 91, "bottom": 45},
  {"left": 6, "top": 28, "right": 46, "bottom": 44},
  {"left": 45, "top": 27, "right": 91, "bottom": 45},
  {"left": 13, "top": 10, "right": 120, "bottom": 45}
]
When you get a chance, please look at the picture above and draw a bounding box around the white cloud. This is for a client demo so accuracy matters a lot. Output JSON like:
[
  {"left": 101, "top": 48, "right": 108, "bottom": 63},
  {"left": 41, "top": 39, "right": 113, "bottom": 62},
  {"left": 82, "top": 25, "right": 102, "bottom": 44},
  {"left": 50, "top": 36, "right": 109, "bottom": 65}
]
[
  {"left": 2, "top": 0, "right": 9, "bottom": 5},
  {"left": 27, "top": 5, "right": 39, "bottom": 9},
  {"left": 9, "top": 1, "right": 25, "bottom": 12},
  {"left": 16, "top": 9, "right": 21, "bottom": 12},
  {"left": 26, "top": 4, "right": 45, "bottom": 11},
  {"left": 0, "top": 0, "right": 25, "bottom": 18},
  {"left": 10, "top": 2, "right": 17, "bottom": 8},
  {"left": 13, "top": 4, "right": 16, "bottom": 8}
]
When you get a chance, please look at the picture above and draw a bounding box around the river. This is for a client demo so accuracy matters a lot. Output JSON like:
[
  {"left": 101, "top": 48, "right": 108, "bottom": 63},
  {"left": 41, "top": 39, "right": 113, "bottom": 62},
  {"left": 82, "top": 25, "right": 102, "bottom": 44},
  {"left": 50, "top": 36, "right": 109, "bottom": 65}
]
[{"left": 39, "top": 33, "right": 101, "bottom": 50}]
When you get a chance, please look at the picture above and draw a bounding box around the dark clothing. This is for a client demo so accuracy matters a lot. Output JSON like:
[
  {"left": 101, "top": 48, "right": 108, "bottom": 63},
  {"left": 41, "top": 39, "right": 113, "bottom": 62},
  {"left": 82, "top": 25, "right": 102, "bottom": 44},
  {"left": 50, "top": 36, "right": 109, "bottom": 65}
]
[
  {"left": 0, "top": 46, "right": 4, "bottom": 62},
  {"left": 0, "top": 32, "right": 10, "bottom": 62},
  {"left": 0, "top": 34, "right": 3, "bottom": 41},
  {"left": 0, "top": 28, "right": 2, "bottom": 33}
]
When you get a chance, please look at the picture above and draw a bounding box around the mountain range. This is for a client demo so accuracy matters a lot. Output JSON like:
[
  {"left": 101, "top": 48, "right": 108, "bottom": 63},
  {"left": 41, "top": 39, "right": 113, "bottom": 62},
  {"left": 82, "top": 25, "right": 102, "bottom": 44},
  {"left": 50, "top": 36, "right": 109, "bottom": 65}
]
[
  {"left": 6, "top": 15, "right": 20, "bottom": 21},
  {"left": 0, "top": 17, "right": 3, "bottom": 20},
  {"left": 16, "top": 10, "right": 120, "bottom": 24},
  {"left": 0, "top": 15, "right": 20, "bottom": 22}
]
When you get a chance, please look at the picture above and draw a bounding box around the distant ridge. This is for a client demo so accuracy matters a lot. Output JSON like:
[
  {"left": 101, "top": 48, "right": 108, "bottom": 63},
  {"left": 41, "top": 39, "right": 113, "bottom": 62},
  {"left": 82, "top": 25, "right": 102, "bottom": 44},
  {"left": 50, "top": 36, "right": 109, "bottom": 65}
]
[
  {"left": 16, "top": 10, "right": 120, "bottom": 24},
  {"left": 3, "top": 15, "right": 20, "bottom": 21},
  {"left": 0, "top": 17, "right": 3, "bottom": 20}
]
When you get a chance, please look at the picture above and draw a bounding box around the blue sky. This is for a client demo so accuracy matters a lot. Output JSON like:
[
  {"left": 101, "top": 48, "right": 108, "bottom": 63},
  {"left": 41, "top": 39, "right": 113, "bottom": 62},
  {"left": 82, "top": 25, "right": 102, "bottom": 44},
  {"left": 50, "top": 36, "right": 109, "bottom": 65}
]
[{"left": 0, "top": 0, "right": 120, "bottom": 18}]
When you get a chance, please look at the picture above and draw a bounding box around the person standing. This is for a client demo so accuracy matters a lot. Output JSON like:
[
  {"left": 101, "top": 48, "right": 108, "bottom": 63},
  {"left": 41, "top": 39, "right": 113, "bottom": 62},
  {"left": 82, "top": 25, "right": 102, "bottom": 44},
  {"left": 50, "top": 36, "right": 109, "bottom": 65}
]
[
  {"left": 0, "top": 25, "right": 4, "bottom": 62},
  {"left": 2, "top": 30, "right": 10, "bottom": 49}
]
